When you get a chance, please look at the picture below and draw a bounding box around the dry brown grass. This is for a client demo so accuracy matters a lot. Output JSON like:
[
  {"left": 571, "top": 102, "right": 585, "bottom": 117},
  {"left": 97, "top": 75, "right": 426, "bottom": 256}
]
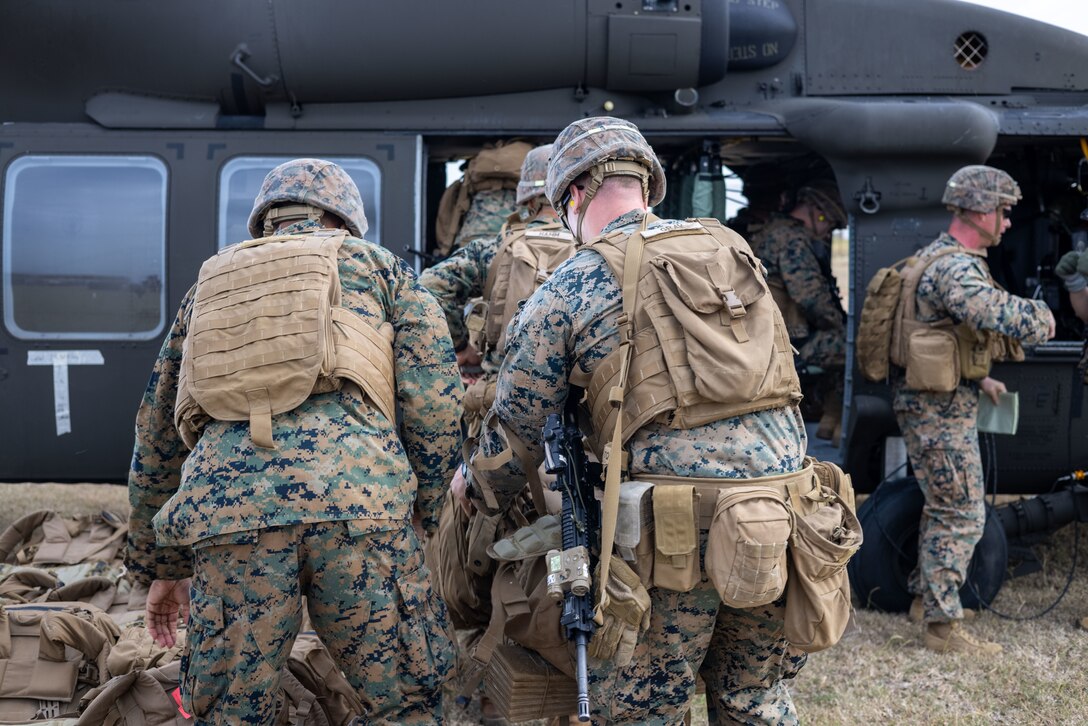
[{"left": 4, "top": 483, "right": 1085, "bottom": 724}]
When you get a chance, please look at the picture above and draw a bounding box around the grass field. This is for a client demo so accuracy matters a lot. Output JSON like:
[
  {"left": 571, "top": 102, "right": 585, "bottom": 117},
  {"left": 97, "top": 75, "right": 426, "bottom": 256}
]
[{"left": 5, "top": 483, "right": 1085, "bottom": 724}]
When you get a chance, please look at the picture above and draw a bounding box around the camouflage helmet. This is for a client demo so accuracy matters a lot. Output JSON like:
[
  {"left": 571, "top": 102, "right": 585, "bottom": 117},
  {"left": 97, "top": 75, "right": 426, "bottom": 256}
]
[
  {"left": 545, "top": 117, "right": 666, "bottom": 211},
  {"left": 515, "top": 144, "right": 553, "bottom": 206},
  {"left": 942, "top": 165, "right": 1022, "bottom": 214},
  {"left": 796, "top": 179, "right": 847, "bottom": 228},
  {"left": 247, "top": 158, "right": 368, "bottom": 238}
]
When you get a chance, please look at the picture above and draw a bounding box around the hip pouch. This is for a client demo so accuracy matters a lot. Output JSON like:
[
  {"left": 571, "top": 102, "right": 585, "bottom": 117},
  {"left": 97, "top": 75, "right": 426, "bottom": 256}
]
[
  {"left": 783, "top": 487, "right": 862, "bottom": 652},
  {"left": 651, "top": 485, "right": 700, "bottom": 592},
  {"left": 705, "top": 486, "right": 793, "bottom": 608},
  {"left": 905, "top": 328, "right": 959, "bottom": 392}
]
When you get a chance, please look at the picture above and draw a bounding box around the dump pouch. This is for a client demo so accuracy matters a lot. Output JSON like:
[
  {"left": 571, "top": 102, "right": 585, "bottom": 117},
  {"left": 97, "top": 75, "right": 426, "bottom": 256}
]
[
  {"left": 904, "top": 328, "right": 959, "bottom": 392},
  {"left": 704, "top": 486, "right": 793, "bottom": 608},
  {"left": 783, "top": 487, "right": 862, "bottom": 652},
  {"left": 651, "top": 485, "right": 700, "bottom": 592}
]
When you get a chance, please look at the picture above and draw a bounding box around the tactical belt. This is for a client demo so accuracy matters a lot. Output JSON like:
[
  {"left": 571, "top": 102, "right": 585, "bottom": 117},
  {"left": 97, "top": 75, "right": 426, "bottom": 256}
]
[{"left": 635, "top": 461, "right": 818, "bottom": 530}]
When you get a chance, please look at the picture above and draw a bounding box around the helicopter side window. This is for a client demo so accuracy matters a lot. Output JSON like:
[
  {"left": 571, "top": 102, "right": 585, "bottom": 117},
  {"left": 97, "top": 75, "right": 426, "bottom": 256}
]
[
  {"left": 2, "top": 155, "right": 167, "bottom": 341},
  {"left": 218, "top": 157, "right": 382, "bottom": 249}
]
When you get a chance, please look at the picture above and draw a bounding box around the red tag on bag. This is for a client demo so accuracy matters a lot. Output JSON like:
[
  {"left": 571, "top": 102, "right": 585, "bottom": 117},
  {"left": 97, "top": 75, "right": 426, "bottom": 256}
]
[{"left": 171, "top": 687, "right": 192, "bottom": 719}]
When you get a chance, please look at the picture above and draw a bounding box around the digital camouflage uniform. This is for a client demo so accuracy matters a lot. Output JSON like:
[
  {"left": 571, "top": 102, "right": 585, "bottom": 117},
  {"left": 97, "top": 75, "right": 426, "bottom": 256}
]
[
  {"left": 893, "top": 232, "right": 1052, "bottom": 623},
  {"left": 454, "top": 188, "right": 518, "bottom": 249},
  {"left": 475, "top": 209, "right": 809, "bottom": 725},
  {"left": 751, "top": 212, "right": 845, "bottom": 371},
  {"left": 127, "top": 160, "right": 462, "bottom": 725},
  {"left": 420, "top": 235, "right": 498, "bottom": 361}
]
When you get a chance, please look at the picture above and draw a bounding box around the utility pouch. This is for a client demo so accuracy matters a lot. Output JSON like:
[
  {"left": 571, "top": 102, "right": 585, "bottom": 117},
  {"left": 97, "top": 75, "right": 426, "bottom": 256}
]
[
  {"left": 651, "top": 485, "right": 700, "bottom": 592},
  {"left": 905, "top": 328, "right": 959, "bottom": 392},
  {"left": 615, "top": 482, "right": 655, "bottom": 588},
  {"left": 705, "top": 486, "right": 793, "bottom": 608},
  {"left": 784, "top": 487, "right": 862, "bottom": 652},
  {"left": 956, "top": 324, "right": 992, "bottom": 380}
]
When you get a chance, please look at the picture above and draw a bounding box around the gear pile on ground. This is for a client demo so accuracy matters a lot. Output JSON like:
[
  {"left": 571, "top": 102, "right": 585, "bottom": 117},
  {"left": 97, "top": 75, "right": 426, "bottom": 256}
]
[{"left": 0, "top": 510, "right": 360, "bottom": 725}]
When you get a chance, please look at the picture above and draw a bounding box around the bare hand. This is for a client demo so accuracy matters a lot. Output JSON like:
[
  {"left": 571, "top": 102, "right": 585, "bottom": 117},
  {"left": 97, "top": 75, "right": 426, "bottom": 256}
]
[
  {"left": 979, "top": 376, "right": 1007, "bottom": 406},
  {"left": 146, "top": 578, "right": 191, "bottom": 648},
  {"left": 457, "top": 343, "right": 483, "bottom": 385},
  {"left": 451, "top": 464, "right": 474, "bottom": 516}
]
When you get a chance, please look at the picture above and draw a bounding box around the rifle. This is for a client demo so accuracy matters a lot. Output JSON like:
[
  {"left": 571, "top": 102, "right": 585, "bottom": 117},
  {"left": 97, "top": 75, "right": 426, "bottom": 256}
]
[{"left": 542, "top": 412, "right": 599, "bottom": 723}]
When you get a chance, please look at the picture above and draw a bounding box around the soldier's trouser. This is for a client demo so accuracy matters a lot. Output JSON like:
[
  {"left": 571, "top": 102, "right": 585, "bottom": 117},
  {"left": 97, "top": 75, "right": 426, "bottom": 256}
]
[
  {"left": 182, "top": 520, "right": 454, "bottom": 725},
  {"left": 894, "top": 385, "right": 986, "bottom": 623},
  {"left": 589, "top": 535, "right": 806, "bottom": 725}
]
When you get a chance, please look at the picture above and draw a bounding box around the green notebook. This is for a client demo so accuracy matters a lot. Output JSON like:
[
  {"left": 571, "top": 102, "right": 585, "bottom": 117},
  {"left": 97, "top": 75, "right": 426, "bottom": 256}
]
[{"left": 977, "top": 391, "right": 1019, "bottom": 435}]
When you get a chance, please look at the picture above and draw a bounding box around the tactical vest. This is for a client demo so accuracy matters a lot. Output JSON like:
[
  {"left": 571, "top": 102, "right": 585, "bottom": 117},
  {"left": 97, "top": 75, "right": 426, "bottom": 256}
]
[
  {"left": 578, "top": 218, "right": 801, "bottom": 460},
  {"left": 174, "top": 230, "right": 396, "bottom": 449},
  {"left": 468, "top": 219, "right": 576, "bottom": 357},
  {"left": 886, "top": 246, "right": 1022, "bottom": 390}
]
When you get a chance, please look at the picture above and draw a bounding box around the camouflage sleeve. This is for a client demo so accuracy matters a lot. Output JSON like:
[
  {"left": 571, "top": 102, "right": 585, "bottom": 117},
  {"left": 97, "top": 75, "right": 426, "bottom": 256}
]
[
  {"left": 471, "top": 251, "right": 624, "bottom": 511},
  {"left": 418, "top": 236, "right": 498, "bottom": 348},
  {"left": 125, "top": 290, "right": 194, "bottom": 585},
  {"left": 391, "top": 258, "right": 465, "bottom": 534},
  {"left": 932, "top": 257, "right": 1054, "bottom": 344},
  {"left": 778, "top": 234, "right": 844, "bottom": 331}
]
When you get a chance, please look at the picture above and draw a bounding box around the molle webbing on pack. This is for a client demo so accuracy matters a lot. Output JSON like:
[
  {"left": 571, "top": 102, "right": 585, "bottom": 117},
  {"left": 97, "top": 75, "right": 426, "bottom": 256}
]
[
  {"left": 580, "top": 218, "right": 801, "bottom": 461},
  {"left": 175, "top": 230, "right": 396, "bottom": 449},
  {"left": 889, "top": 246, "right": 1016, "bottom": 383},
  {"left": 0, "top": 602, "right": 120, "bottom": 723},
  {"left": 478, "top": 220, "right": 575, "bottom": 356}
]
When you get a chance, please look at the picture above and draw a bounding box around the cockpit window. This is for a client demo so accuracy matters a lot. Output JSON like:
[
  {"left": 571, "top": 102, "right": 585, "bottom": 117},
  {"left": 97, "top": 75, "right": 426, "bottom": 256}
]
[
  {"left": 218, "top": 157, "right": 381, "bottom": 249},
  {"left": 2, "top": 155, "right": 167, "bottom": 340}
]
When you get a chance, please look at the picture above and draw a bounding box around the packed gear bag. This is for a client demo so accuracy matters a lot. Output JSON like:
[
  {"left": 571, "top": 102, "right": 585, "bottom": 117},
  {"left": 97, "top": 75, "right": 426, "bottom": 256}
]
[
  {"left": 472, "top": 221, "right": 576, "bottom": 356},
  {"left": 581, "top": 218, "right": 800, "bottom": 461},
  {"left": 285, "top": 632, "right": 365, "bottom": 726},
  {"left": 456, "top": 514, "right": 575, "bottom": 700},
  {"left": 435, "top": 141, "right": 534, "bottom": 256},
  {"left": 175, "top": 230, "right": 396, "bottom": 449},
  {"left": 0, "top": 602, "right": 120, "bottom": 723}
]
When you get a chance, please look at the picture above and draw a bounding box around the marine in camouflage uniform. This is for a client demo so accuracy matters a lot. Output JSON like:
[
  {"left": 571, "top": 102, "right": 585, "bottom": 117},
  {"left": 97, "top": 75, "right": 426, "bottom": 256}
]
[
  {"left": 469, "top": 119, "right": 808, "bottom": 725},
  {"left": 892, "top": 166, "right": 1053, "bottom": 652},
  {"left": 126, "top": 159, "right": 462, "bottom": 724},
  {"left": 455, "top": 188, "right": 518, "bottom": 249},
  {"left": 750, "top": 182, "right": 847, "bottom": 373},
  {"left": 421, "top": 144, "right": 558, "bottom": 379}
]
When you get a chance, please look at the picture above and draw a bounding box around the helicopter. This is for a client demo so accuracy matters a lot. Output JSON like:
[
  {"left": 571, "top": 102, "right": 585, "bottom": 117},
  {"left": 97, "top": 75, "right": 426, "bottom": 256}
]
[{"left": 1, "top": 0, "right": 1086, "bottom": 610}]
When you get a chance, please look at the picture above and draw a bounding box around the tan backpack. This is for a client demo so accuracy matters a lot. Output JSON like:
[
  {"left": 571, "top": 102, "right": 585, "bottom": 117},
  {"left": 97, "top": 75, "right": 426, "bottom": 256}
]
[
  {"left": 434, "top": 141, "right": 533, "bottom": 255},
  {"left": 0, "top": 602, "right": 120, "bottom": 723},
  {"left": 855, "top": 260, "right": 911, "bottom": 382},
  {"left": 469, "top": 222, "right": 576, "bottom": 357},
  {"left": 0, "top": 511, "right": 128, "bottom": 573},
  {"left": 285, "top": 632, "right": 365, "bottom": 726},
  {"left": 174, "top": 230, "right": 396, "bottom": 450}
]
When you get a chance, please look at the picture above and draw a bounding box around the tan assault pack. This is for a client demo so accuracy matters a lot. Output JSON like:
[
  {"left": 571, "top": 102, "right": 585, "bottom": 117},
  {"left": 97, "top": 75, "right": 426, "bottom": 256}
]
[
  {"left": 435, "top": 141, "right": 534, "bottom": 256},
  {"left": 175, "top": 230, "right": 396, "bottom": 449},
  {"left": 467, "top": 220, "right": 576, "bottom": 357},
  {"left": 857, "top": 246, "right": 1023, "bottom": 389},
  {"left": 579, "top": 217, "right": 801, "bottom": 459}
]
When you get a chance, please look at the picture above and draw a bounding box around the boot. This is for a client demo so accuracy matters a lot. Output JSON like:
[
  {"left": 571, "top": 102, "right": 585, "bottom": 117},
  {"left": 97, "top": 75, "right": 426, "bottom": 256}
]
[
  {"left": 924, "top": 621, "right": 1001, "bottom": 655},
  {"left": 909, "top": 597, "right": 975, "bottom": 623},
  {"left": 816, "top": 387, "right": 842, "bottom": 441}
]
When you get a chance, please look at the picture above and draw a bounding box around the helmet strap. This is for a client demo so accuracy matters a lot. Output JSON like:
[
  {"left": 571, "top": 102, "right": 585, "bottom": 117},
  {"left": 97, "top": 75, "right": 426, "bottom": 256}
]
[
  {"left": 569, "top": 160, "right": 651, "bottom": 243},
  {"left": 262, "top": 204, "right": 324, "bottom": 236},
  {"left": 954, "top": 207, "right": 1001, "bottom": 246}
]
